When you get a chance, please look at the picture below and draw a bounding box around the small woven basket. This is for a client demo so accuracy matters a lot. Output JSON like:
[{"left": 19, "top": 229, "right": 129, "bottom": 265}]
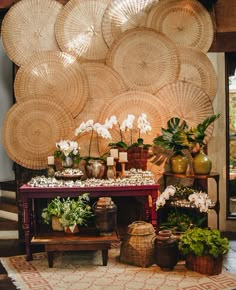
[{"left": 120, "top": 221, "right": 156, "bottom": 267}]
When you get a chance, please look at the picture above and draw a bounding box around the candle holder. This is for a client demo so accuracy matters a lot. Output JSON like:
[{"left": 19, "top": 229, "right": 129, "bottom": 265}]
[
  {"left": 107, "top": 165, "right": 116, "bottom": 180},
  {"left": 119, "top": 161, "right": 127, "bottom": 178}
]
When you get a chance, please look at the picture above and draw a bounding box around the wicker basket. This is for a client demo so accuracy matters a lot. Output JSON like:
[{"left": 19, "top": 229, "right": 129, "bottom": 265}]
[
  {"left": 51, "top": 216, "right": 63, "bottom": 232},
  {"left": 120, "top": 221, "right": 156, "bottom": 267},
  {"left": 186, "top": 254, "right": 223, "bottom": 275}
]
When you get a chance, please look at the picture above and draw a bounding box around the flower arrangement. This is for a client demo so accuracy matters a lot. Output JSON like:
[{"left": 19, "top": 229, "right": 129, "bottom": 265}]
[
  {"left": 54, "top": 140, "right": 80, "bottom": 164},
  {"left": 41, "top": 193, "right": 93, "bottom": 230},
  {"left": 75, "top": 119, "right": 113, "bottom": 160},
  {"left": 108, "top": 113, "right": 152, "bottom": 150},
  {"left": 156, "top": 185, "right": 215, "bottom": 212}
]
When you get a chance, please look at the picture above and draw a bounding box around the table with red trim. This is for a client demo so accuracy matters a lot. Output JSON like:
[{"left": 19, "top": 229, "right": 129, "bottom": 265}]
[{"left": 19, "top": 183, "right": 160, "bottom": 261}]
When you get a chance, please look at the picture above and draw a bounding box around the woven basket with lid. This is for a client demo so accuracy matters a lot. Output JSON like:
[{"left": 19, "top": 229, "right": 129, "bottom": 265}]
[{"left": 120, "top": 221, "right": 156, "bottom": 267}]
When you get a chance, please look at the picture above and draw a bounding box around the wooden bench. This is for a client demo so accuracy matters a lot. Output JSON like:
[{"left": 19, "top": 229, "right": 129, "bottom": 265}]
[{"left": 31, "top": 230, "right": 120, "bottom": 268}]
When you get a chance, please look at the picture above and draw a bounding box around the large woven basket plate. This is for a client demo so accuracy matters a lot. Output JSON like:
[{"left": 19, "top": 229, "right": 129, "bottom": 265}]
[
  {"left": 102, "top": 0, "right": 158, "bottom": 47},
  {"left": 55, "top": 0, "right": 110, "bottom": 62},
  {"left": 146, "top": 0, "right": 214, "bottom": 53},
  {"left": 74, "top": 63, "right": 128, "bottom": 157},
  {"left": 155, "top": 81, "right": 214, "bottom": 143},
  {"left": 1, "top": 0, "right": 62, "bottom": 66},
  {"left": 14, "top": 51, "right": 89, "bottom": 118},
  {"left": 96, "top": 90, "right": 170, "bottom": 157},
  {"left": 178, "top": 46, "right": 217, "bottom": 100},
  {"left": 2, "top": 98, "right": 75, "bottom": 170},
  {"left": 106, "top": 27, "right": 180, "bottom": 94}
]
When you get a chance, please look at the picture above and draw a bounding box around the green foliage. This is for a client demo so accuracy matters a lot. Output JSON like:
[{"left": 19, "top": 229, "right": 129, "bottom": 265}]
[
  {"left": 41, "top": 193, "right": 94, "bottom": 228},
  {"left": 153, "top": 117, "right": 191, "bottom": 153},
  {"left": 178, "top": 227, "right": 230, "bottom": 258}
]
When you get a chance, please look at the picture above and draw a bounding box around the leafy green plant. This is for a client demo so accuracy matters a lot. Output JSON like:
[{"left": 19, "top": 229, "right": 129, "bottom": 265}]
[
  {"left": 153, "top": 117, "right": 191, "bottom": 154},
  {"left": 41, "top": 193, "right": 93, "bottom": 228},
  {"left": 178, "top": 227, "right": 229, "bottom": 258}
]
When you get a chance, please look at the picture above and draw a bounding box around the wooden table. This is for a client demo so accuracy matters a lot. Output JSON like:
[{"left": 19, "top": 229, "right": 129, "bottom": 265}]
[
  {"left": 32, "top": 230, "right": 120, "bottom": 267},
  {"left": 20, "top": 183, "right": 159, "bottom": 261}
]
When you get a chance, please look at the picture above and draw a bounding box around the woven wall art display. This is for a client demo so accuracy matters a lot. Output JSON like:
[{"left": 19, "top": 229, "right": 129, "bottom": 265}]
[
  {"left": 2, "top": 98, "right": 75, "bottom": 170},
  {"left": 14, "top": 51, "right": 89, "bottom": 118},
  {"left": 155, "top": 81, "right": 214, "bottom": 143},
  {"left": 1, "top": 0, "right": 62, "bottom": 66},
  {"left": 102, "top": 0, "right": 158, "bottom": 47},
  {"left": 55, "top": 0, "right": 110, "bottom": 62},
  {"left": 146, "top": 0, "right": 214, "bottom": 53},
  {"left": 106, "top": 27, "right": 180, "bottom": 94},
  {"left": 177, "top": 46, "right": 217, "bottom": 101}
]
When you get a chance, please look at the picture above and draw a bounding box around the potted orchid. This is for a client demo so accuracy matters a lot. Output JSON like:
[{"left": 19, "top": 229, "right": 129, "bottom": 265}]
[
  {"left": 54, "top": 140, "right": 80, "bottom": 168},
  {"left": 75, "top": 119, "right": 113, "bottom": 178}
]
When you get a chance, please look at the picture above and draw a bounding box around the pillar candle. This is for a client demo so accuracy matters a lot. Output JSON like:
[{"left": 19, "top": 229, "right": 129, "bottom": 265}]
[
  {"left": 47, "top": 156, "right": 55, "bottom": 165},
  {"left": 110, "top": 148, "right": 119, "bottom": 159},
  {"left": 119, "top": 152, "right": 128, "bottom": 162},
  {"left": 107, "top": 156, "right": 114, "bottom": 166}
]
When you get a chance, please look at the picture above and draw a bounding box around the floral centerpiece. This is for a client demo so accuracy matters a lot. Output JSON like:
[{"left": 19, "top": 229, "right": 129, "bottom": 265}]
[
  {"left": 156, "top": 185, "right": 215, "bottom": 232},
  {"left": 41, "top": 193, "right": 93, "bottom": 233},
  {"left": 54, "top": 140, "right": 80, "bottom": 168}
]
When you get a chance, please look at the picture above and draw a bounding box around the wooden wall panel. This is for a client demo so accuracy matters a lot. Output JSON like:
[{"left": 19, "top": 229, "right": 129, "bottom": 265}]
[{"left": 215, "top": 0, "right": 236, "bottom": 32}]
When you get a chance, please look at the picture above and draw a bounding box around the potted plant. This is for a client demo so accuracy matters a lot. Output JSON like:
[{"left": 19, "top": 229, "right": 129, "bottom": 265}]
[
  {"left": 41, "top": 193, "right": 94, "bottom": 234},
  {"left": 178, "top": 227, "right": 229, "bottom": 275},
  {"left": 54, "top": 140, "right": 81, "bottom": 168},
  {"left": 153, "top": 117, "right": 191, "bottom": 174}
]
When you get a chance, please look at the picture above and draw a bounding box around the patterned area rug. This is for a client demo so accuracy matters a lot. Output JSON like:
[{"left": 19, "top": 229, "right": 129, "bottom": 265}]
[{"left": 1, "top": 248, "right": 236, "bottom": 290}]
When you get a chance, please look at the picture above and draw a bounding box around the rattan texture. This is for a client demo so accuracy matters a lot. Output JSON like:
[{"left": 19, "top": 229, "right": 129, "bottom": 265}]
[
  {"left": 102, "top": 0, "right": 158, "bottom": 47},
  {"left": 74, "top": 62, "right": 128, "bottom": 157},
  {"left": 1, "top": 0, "right": 62, "bottom": 66},
  {"left": 120, "top": 221, "right": 156, "bottom": 267},
  {"left": 14, "top": 51, "right": 89, "bottom": 118},
  {"left": 178, "top": 46, "right": 217, "bottom": 101},
  {"left": 155, "top": 81, "right": 214, "bottom": 143},
  {"left": 146, "top": 0, "right": 214, "bottom": 53},
  {"left": 55, "top": 0, "right": 110, "bottom": 62},
  {"left": 106, "top": 27, "right": 180, "bottom": 94},
  {"left": 2, "top": 98, "right": 75, "bottom": 170},
  {"left": 97, "top": 90, "right": 170, "bottom": 154}
]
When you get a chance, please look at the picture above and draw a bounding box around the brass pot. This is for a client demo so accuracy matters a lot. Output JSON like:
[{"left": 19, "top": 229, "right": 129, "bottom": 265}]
[
  {"left": 170, "top": 152, "right": 188, "bottom": 174},
  {"left": 192, "top": 149, "right": 212, "bottom": 175}
]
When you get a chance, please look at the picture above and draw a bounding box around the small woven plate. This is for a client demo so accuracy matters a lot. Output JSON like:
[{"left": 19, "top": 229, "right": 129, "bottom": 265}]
[
  {"left": 55, "top": 0, "right": 110, "bottom": 62},
  {"left": 102, "top": 0, "right": 158, "bottom": 47},
  {"left": 155, "top": 81, "right": 214, "bottom": 143},
  {"left": 177, "top": 46, "right": 217, "bottom": 101},
  {"left": 1, "top": 0, "right": 62, "bottom": 66},
  {"left": 14, "top": 51, "right": 89, "bottom": 118},
  {"left": 146, "top": 0, "right": 214, "bottom": 53},
  {"left": 106, "top": 27, "right": 180, "bottom": 94},
  {"left": 2, "top": 98, "right": 75, "bottom": 170}
]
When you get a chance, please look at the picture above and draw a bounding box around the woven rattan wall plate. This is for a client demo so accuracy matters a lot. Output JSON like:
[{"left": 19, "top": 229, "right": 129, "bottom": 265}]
[
  {"left": 2, "top": 98, "right": 75, "bottom": 170},
  {"left": 106, "top": 27, "right": 180, "bottom": 94},
  {"left": 55, "top": 0, "right": 110, "bottom": 62},
  {"left": 97, "top": 90, "right": 170, "bottom": 155},
  {"left": 146, "top": 0, "right": 214, "bottom": 53},
  {"left": 74, "top": 62, "right": 128, "bottom": 157},
  {"left": 178, "top": 46, "right": 217, "bottom": 101},
  {"left": 102, "top": 0, "right": 159, "bottom": 47},
  {"left": 155, "top": 81, "right": 214, "bottom": 143},
  {"left": 14, "top": 51, "right": 89, "bottom": 118},
  {"left": 1, "top": 0, "right": 62, "bottom": 66}
]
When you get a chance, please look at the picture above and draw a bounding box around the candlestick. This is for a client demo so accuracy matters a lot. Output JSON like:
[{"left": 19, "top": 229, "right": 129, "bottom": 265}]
[
  {"left": 47, "top": 156, "right": 54, "bottom": 165},
  {"left": 110, "top": 148, "right": 119, "bottom": 159},
  {"left": 107, "top": 156, "right": 114, "bottom": 166},
  {"left": 107, "top": 165, "right": 115, "bottom": 180},
  {"left": 119, "top": 152, "right": 128, "bottom": 162},
  {"left": 120, "top": 162, "right": 126, "bottom": 178}
]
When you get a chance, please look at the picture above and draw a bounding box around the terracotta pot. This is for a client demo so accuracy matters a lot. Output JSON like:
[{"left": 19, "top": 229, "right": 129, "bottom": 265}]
[{"left": 64, "top": 225, "right": 79, "bottom": 234}]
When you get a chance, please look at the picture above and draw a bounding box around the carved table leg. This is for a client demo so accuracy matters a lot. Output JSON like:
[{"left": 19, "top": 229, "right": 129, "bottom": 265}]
[{"left": 102, "top": 249, "right": 108, "bottom": 266}]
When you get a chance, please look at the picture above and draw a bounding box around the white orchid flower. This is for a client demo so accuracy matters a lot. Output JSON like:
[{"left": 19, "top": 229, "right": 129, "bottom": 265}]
[{"left": 164, "top": 185, "right": 176, "bottom": 196}]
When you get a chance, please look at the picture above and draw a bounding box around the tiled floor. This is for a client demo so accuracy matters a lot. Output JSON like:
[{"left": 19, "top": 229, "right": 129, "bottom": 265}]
[{"left": 0, "top": 238, "right": 236, "bottom": 289}]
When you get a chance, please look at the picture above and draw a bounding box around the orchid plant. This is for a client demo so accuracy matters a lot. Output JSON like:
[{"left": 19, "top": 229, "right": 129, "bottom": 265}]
[
  {"left": 108, "top": 113, "right": 152, "bottom": 150},
  {"left": 75, "top": 119, "right": 112, "bottom": 161},
  {"left": 54, "top": 140, "right": 80, "bottom": 164},
  {"left": 156, "top": 185, "right": 214, "bottom": 212}
]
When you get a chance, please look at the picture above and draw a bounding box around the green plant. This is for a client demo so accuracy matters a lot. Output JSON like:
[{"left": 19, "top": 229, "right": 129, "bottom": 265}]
[
  {"left": 178, "top": 227, "right": 229, "bottom": 258},
  {"left": 153, "top": 117, "right": 191, "bottom": 154},
  {"left": 41, "top": 193, "right": 93, "bottom": 228}
]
